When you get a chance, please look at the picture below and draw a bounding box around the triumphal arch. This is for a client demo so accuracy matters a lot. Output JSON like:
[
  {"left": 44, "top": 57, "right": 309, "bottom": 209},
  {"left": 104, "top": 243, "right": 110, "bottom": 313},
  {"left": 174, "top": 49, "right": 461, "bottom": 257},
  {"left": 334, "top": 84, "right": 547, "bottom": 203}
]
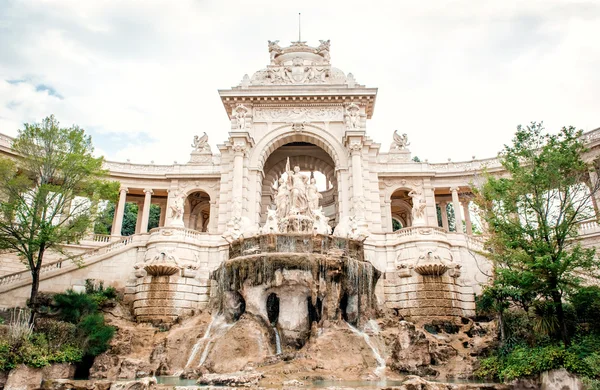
[{"left": 1, "top": 39, "right": 600, "bottom": 324}]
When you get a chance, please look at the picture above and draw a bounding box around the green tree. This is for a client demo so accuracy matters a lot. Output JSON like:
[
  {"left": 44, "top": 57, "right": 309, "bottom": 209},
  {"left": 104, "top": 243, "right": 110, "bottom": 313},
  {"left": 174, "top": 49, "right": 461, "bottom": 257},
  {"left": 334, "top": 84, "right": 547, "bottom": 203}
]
[
  {"left": 0, "top": 116, "right": 117, "bottom": 318},
  {"left": 474, "top": 122, "right": 599, "bottom": 346}
]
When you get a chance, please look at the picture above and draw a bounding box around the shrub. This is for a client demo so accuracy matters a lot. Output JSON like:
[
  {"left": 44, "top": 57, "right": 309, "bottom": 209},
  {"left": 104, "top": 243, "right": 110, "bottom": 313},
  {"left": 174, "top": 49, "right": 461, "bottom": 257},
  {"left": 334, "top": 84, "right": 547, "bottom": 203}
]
[
  {"left": 476, "top": 334, "right": 600, "bottom": 382},
  {"left": 77, "top": 313, "right": 114, "bottom": 356},
  {"left": 53, "top": 290, "right": 98, "bottom": 324}
]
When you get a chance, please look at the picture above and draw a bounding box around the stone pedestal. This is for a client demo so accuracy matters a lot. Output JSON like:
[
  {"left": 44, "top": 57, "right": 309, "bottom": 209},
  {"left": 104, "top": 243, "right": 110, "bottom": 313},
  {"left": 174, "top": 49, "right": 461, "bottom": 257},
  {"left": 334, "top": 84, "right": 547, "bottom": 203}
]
[
  {"left": 130, "top": 275, "right": 210, "bottom": 323},
  {"left": 189, "top": 151, "right": 213, "bottom": 165}
]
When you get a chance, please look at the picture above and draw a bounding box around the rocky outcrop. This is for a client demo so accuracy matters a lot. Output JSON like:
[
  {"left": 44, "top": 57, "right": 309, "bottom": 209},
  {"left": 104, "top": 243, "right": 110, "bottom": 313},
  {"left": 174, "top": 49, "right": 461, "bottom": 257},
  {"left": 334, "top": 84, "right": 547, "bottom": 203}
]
[
  {"left": 387, "top": 321, "right": 433, "bottom": 375},
  {"left": 202, "top": 314, "right": 273, "bottom": 373},
  {"left": 41, "top": 379, "right": 112, "bottom": 390},
  {"left": 5, "top": 365, "right": 43, "bottom": 390},
  {"left": 197, "top": 371, "right": 263, "bottom": 387},
  {"left": 540, "top": 368, "right": 583, "bottom": 390},
  {"left": 41, "top": 363, "right": 76, "bottom": 380}
]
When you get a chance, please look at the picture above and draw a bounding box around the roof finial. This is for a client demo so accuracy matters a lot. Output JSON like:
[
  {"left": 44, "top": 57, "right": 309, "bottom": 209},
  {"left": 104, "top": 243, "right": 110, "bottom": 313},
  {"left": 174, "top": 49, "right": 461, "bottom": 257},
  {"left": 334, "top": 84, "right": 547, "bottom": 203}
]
[{"left": 298, "top": 12, "right": 301, "bottom": 42}]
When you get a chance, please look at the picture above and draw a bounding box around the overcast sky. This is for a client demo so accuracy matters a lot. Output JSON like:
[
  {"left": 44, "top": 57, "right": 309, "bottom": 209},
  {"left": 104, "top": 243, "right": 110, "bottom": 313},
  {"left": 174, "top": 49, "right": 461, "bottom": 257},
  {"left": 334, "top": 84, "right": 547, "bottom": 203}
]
[{"left": 0, "top": 0, "right": 599, "bottom": 164}]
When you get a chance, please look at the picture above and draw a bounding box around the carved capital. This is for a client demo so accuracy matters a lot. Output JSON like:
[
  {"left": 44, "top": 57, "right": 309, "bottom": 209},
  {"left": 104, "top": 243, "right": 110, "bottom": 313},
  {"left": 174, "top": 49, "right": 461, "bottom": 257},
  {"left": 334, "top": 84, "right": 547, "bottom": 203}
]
[
  {"left": 143, "top": 188, "right": 153, "bottom": 195},
  {"left": 348, "top": 141, "right": 363, "bottom": 155},
  {"left": 119, "top": 186, "right": 129, "bottom": 194},
  {"left": 232, "top": 143, "right": 249, "bottom": 155},
  {"left": 449, "top": 186, "right": 460, "bottom": 193}
]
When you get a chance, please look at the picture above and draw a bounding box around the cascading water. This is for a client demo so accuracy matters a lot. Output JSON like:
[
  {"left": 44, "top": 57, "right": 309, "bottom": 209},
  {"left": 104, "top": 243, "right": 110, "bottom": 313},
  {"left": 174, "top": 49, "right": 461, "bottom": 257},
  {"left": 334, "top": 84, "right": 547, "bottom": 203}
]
[
  {"left": 273, "top": 326, "right": 282, "bottom": 355},
  {"left": 346, "top": 321, "right": 386, "bottom": 377},
  {"left": 192, "top": 315, "right": 232, "bottom": 368},
  {"left": 184, "top": 316, "right": 218, "bottom": 369}
]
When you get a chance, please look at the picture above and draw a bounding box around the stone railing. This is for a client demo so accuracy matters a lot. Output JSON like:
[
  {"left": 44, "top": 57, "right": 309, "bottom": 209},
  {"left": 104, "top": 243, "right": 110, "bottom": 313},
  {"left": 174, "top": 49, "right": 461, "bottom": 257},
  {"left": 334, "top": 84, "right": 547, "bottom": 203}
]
[
  {"left": 0, "top": 236, "right": 137, "bottom": 288},
  {"left": 87, "top": 234, "right": 115, "bottom": 243},
  {"left": 577, "top": 220, "right": 600, "bottom": 235},
  {"left": 395, "top": 226, "right": 447, "bottom": 238},
  {"left": 466, "top": 235, "right": 486, "bottom": 251}
]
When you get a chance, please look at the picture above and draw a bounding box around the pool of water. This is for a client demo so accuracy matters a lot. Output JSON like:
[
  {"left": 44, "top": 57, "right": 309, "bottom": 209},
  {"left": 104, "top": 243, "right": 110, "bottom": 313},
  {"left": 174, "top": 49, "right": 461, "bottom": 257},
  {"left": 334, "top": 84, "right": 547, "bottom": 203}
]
[
  {"left": 310, "top": 379, "right": 405, "bottom": 388},
  {"left": 155, "top": 376, "right": 198, "bottom": 386}
]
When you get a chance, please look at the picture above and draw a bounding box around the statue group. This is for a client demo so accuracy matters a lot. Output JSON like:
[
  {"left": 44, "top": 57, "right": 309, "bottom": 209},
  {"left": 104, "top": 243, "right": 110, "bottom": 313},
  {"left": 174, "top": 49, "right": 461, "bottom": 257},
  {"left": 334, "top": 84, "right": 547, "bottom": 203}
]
[{"left": 263, "top": 158, "right": 330, "bottom": 234}]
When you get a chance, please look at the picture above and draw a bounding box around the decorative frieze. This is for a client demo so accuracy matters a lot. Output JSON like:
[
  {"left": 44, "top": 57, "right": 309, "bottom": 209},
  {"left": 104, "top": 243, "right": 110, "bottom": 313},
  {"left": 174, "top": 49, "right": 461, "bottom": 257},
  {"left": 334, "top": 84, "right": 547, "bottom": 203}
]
[{"left": 253, "top": 107, "right": 344, "bottom": 122}]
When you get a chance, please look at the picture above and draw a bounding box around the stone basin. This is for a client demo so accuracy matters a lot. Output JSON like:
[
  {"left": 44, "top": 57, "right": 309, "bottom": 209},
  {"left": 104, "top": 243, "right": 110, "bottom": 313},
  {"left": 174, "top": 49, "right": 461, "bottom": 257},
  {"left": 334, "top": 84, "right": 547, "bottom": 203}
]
[
  {"left": 413, "top": 263, "right": 448, "bottom": 276},
  {"left": 144, "top": 263, "right": 180, "bottom": 276}
]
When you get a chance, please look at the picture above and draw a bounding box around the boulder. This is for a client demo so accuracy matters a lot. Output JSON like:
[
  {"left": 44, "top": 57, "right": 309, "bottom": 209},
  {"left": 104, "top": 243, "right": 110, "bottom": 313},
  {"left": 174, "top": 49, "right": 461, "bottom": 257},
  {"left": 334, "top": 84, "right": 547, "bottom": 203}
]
[
  {"left": 388, "top": 321, "right": 433, "bottom": 375},
  {"left": 540, "top": 368, "right": 583, "bottom": 390},
  {"left": 5, "top": 364, "right": 43, "bottom": 390},
  {"left": 41, "top": 379, "right": 111, "bottom": 390},
  {"left": 202, "top": 314, "right": 273, "bottom": 373},
  {"left": 42, "top": 363, "right": 76, "bottom": 380},
  {"left": 197, "top": 371, "right": 263, "bottom": 387},
  {"left": 109, "top": 377, "right": 157, "bottom": 390}
]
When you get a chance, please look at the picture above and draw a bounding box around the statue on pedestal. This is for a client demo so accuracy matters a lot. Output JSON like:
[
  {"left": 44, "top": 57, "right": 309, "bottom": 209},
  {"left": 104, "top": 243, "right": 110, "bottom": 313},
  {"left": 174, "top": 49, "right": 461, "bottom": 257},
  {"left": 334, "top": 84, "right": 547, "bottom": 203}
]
[
  {"left": 408, "top": 189, "right": 426, "bottom": 226},
  {"left": 263, "top": 157, "right": 330, "bottom": 234}
]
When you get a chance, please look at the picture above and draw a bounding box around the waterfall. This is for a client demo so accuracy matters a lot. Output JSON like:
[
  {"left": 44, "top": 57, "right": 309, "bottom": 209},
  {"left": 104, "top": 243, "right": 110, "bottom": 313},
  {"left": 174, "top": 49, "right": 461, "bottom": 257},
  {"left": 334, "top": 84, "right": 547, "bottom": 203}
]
[
  {"left": 346, "top": 322, "right": 386, "bottom": 377},
  {"left": 273, "top": 326, "right": 282, "bottom": 355},
  {"left": 192, "top": 315, "right": 232, "bottom": 368},
  {"left": 184, "top": 316, "right": 218, "bottom": 369}
]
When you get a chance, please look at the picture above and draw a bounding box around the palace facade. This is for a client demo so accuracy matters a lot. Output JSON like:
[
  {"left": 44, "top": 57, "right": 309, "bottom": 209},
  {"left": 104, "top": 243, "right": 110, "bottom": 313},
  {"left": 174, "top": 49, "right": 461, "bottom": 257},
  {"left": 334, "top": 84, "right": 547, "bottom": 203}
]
[{"left": 1, "top": 40, "right": 599, "bottom": 323}]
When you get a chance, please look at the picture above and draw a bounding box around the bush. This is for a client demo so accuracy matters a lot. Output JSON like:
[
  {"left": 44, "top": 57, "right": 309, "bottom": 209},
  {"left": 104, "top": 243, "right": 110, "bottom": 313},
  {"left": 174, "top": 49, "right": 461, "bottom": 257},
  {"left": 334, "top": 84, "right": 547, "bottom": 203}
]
[
  {"left": 476, "top": 334, "right": 600, "bottom": 382},
  {"left": 569, "top": 286, "right": 600, "bottom": 334},
  {"left": 53, "top": 290, "right": 98, "bottom": 324},
  {"left": 0, "top": 285, "right": 116, "bottom": 370},
  {"left": 77, "top": 313, "right": 114, "bottom": 356}
]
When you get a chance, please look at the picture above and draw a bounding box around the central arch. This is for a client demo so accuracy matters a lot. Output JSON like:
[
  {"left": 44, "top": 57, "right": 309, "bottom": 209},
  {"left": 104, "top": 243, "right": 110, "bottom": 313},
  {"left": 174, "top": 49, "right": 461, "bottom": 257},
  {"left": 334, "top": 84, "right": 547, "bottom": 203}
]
[
  {"left": 248, "top": 124, "right": 348, "bottom": 170},
  {"left": 248, "top": 125, "right": 348, "bottom": 227}
]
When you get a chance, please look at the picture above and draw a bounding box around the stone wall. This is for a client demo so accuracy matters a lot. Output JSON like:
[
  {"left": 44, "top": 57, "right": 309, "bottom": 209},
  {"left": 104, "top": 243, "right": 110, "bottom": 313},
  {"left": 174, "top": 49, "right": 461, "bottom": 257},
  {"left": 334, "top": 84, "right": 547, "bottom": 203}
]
[
  {"left": 127, "top": 274, "right": 210, "bottom": 323},
  {"left": 384, "top": 272, "right": 476, "bottom": 321}
]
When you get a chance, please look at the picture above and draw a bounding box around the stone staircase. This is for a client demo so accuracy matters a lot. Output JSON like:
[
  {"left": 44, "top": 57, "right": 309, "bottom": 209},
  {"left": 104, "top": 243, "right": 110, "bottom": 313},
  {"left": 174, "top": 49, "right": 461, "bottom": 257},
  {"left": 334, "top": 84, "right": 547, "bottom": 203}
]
[{"left": 0, "top": 235, "right": 140, "bottom": 296}]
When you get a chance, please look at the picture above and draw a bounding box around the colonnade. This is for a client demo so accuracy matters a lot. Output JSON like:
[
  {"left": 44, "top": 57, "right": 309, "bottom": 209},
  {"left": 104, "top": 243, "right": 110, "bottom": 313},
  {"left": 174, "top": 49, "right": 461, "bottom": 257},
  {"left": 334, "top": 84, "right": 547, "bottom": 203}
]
[{"left": 111, "top": 187, "right": 167, "bottom": 236}]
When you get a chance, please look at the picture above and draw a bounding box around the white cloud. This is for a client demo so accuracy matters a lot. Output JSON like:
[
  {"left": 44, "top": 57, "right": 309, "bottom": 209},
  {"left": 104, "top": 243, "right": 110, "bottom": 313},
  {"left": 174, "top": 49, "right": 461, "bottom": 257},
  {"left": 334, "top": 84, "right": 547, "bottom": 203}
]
[{"left": 0, "top": 0, "right": 598, "bottom": 164}]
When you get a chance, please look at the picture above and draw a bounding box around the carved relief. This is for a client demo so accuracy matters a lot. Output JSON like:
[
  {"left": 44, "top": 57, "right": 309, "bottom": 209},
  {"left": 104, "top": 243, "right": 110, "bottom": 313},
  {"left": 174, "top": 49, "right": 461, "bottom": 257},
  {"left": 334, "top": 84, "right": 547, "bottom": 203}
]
[
  {"left": 254, "top": 107, "right": 344, "bottom": 122},
  {"left": 345, "top": 103, "right": 361, "bottom": 129},
  {"left": 233, "top": 104, "right": 251, "bottom": 130}
]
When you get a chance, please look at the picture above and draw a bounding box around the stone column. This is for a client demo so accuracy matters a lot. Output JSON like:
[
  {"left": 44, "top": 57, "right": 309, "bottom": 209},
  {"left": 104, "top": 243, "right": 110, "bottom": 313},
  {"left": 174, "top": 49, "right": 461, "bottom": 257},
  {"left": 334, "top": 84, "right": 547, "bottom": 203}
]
[
  {"left": 450, "top": 186, "right": 463, "bottom": 233},
  {"left": 462, "top": 200, "right": 473, "bottom": 235},
  {"left": 59, "top": 198, "right": 72, "bottom": 224},
  {"left": 588, "top": 168, "right": 600, "bottom": 217},
  {"left": 140, "top": 189, "right": 153, "bottom": 233},
  {"left": 439, "top": 201, "right": 449, "bottom": 231},
  {"left": 134, "top": 201, "right": 143, "bottom": 234},
  {"left": 158, "top": 202, "right": 166, "bottom": 227},
  {"left": 231, "top": 144, "right": 247, "bottom": 218},
  {"left": 111, "top": 187, "right": 128, "bottom": 236},
  {"left": 384, "top": 198, "right": 392, "bottom": 232},
  {"left": 209, "top": 200, "right": 217, "bottom": 233},
  {"left": 349, "top": 141, "right": 365, "bottom": 219},
  {"left": 85, "top": 197, "right": 99, "bottom": 238}
]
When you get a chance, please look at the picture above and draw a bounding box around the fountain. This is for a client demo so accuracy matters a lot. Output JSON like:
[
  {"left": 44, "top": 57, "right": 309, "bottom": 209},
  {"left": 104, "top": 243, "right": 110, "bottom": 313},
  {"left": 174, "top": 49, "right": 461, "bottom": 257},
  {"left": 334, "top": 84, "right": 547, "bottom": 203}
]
[{"left": 207, "top": 161, "right": 381, "bottom": 355}]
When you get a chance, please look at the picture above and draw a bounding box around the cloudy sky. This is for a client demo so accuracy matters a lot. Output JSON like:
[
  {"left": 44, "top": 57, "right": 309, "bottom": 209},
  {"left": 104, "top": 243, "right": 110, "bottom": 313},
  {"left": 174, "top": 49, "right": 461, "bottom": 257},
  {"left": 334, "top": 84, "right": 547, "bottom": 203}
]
[{"left": 0, "top": 0, "right": 598, "bottom": 164}]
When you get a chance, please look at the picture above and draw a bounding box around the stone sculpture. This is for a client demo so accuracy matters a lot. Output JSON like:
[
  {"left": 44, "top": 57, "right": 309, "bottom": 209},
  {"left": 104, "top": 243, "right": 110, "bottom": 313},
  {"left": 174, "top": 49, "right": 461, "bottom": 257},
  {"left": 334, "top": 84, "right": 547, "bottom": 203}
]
[
  {"left": 262, "top": 158, "right": 331, "bottom": 234},
  {"left": 307, "top": 177, "right": 322, "bottom": 211},
  {"left": 346, "top": 103, "right": 360, "bottom": 129},
  {"left": 408, "top": 189, "right": 426, "bottom": 226},
  {"left": 273, "top": 177, "right": 290, "bottom": 219},
  {"left": 392, "top": 130, "right": 410, "bottom": 150},
  {"left": 287, "top": 160, "right": 311, "bottom": 216},
  {"left": 233, "top": 104, "right": 250, "bottom": 130},
  {"left": 169, "top": 193, "right": 185, "bottom": 227},
  {"left": 191, "top": 132, "right": 211, "bottom": 152}
]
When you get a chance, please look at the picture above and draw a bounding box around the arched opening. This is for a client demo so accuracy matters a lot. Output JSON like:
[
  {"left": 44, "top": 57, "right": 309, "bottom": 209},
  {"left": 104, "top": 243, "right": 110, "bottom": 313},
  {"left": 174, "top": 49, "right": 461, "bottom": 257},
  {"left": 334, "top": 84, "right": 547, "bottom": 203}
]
[
  {"left": 307, "top": 297, "right": 322, "bottom": 324},
  {"left": 260, "top": 142, "right": 338, "bottom": 227},
  {"left": 392, "top": 218, "right": 403, "bottom": 231},
  {"left": 184, "top": 191, "right": 211, "bottom": 232},
  {"left": 266, "top": 293, "right": 280, "bottom": 325},
  {"left": 390, "top": 189, "right": 414, "bottom": 229}
]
